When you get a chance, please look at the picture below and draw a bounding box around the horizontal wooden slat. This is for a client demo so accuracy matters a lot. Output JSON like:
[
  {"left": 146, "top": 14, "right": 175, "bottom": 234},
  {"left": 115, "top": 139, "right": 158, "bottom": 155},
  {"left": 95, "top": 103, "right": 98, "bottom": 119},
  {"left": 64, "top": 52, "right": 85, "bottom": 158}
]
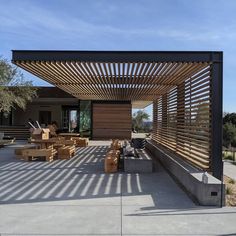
[
  {"left": 14, "top": 60, "right": 210, "bottom": 101},
  {"left": 93, "top": 103, "right": 131, "bottom": 139},
  {"left": 152, "top": 66, "right": 211, "bottom": 171}
]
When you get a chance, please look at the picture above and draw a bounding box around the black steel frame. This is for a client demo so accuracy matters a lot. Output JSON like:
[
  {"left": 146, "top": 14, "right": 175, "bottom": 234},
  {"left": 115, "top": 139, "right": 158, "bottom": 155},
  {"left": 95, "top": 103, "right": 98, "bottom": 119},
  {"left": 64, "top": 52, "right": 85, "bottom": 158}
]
[
  {"left": 12, "top": 50, "right": 222, "bottom": 63},
  {"left": 11, "top": 50, "right": 223, "bottom": 180},
  {"left": 210, "top": 53, "right": 223, "bottom": 180}
]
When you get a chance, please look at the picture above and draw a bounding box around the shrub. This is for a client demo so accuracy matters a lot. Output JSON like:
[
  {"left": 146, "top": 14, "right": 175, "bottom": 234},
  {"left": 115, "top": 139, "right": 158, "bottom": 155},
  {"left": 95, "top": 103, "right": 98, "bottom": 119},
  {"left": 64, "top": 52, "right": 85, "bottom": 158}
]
[
  {"left": 226, "top": 186, "right": 233, "bottom": 195},
  {"left": 224, "top": 155, "right": 234, "bottom": 161},
  {"left": 228, "top": 178, "right": 235, "bottom": 184}
]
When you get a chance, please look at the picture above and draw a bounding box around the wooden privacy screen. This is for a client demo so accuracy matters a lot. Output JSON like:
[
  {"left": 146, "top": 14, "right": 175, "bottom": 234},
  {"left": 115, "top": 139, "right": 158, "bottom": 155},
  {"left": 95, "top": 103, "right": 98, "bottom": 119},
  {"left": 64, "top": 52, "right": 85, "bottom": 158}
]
[
  {"left": 152, "top": 65, "right": 211, "bottom": 170},
  {"left": 92, "top": 103, "right": 131, "bottom": 139}
]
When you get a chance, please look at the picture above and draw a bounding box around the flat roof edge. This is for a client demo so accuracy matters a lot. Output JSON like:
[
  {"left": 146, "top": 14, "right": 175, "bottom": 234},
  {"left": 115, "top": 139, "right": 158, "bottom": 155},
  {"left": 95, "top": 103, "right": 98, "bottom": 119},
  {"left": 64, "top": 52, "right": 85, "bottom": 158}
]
[{"left": 12, "top": 50, "right": 223, "bottom": 63}]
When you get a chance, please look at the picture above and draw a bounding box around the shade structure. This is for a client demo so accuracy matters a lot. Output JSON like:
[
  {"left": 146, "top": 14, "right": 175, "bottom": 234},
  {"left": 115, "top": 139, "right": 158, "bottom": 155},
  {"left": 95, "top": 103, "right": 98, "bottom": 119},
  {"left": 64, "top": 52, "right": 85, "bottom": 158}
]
[
  {"left": 12, "top": 50, "right": 223, "bottom": 179},
  {"left": 12, "top": 51, "right": 218, "bottom": 101}
]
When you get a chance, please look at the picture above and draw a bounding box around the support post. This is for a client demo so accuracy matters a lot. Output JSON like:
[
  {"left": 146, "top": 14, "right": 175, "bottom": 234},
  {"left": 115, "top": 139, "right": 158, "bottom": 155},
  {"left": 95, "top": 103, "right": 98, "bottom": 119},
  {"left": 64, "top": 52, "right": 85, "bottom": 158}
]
[
  {"left": 211, "top": 53, "right": 223, "bottom": 180},
  {"left": 176, "top": 82, "right": 185, "bottom": 153},
  {"left": 162, "top": 94, "right": 168, "bottom": 131},
  {"left": 152, "top": 100, "right": 158, "bottom": 142}
]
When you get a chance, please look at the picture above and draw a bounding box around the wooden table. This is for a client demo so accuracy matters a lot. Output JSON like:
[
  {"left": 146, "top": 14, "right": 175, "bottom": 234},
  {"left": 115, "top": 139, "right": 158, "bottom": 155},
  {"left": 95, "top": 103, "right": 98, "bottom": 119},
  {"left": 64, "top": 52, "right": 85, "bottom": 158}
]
[
  {"left": 30, "top": 139, "right": 57, "bottom": 149},
  {"left": 58, "top": 133, "right": 80, "bottom": 140}
]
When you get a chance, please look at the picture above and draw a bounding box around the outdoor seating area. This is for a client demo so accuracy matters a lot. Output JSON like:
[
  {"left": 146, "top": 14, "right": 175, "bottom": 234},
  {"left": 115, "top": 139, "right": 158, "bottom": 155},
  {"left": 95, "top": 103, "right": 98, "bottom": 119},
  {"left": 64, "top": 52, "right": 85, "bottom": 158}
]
[
  {"left": 1, "top": 0, "right": 235, "bottom": 233},
  {"left": 12, "top": 124, "right": 88, "bottom": 162},
  {"left": 105, "top": 139, "right": 153, "bottom": 173}
]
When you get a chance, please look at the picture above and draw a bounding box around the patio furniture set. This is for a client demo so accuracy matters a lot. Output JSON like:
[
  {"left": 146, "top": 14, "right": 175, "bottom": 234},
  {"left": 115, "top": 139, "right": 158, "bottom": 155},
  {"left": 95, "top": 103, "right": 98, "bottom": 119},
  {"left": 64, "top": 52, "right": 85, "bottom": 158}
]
[
  {"left": 14, "top": 128, "right": 89, "bottom": 162},
  {"left": 104, "top": 139, "right": 153, "bottom": 173}
]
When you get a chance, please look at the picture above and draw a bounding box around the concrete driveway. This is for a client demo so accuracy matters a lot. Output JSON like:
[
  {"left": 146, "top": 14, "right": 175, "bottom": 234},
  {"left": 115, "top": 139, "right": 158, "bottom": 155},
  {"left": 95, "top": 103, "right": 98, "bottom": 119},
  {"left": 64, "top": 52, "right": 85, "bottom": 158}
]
[{"left": 0, "top": 141, "right": 235, "bottom": 235}]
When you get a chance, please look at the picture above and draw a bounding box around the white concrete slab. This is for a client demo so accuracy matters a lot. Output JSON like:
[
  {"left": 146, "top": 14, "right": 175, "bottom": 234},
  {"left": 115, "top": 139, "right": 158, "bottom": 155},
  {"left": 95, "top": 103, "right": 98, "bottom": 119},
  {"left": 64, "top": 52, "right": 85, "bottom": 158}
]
[
  {"left": 0, "top": 205, "right": 121, "bottom": 235},
  {"left": 0, "top": 141, "right": 235, "bottom": 235},
  {"left": 224, "top": 161, "right": 236, "bottom": 180},
  {"left": 122, "top": 206, "right": 236, "bottom": 235}
]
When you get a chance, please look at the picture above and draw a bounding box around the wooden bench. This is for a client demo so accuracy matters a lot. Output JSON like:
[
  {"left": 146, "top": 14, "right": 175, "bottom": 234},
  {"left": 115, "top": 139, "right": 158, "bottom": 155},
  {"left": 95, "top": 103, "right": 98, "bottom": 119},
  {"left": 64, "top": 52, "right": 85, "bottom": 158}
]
[
  {"left": 71, "top": 137, "right": 89, "bottom": 147},
  {"left": 58, "top": 146, "right": 76, "bottom": 159},
  {"left": 53, "top": 139, "right": 76, "bottom": 152},
  {"left": 14, "top": 145, "right": 38, "bottom": 159},
  {"left": 124, "top": 149, "right": 153, "bottom": 173},
  {"left": 22, "top": 148, "right": 56, "bottom": 162}
]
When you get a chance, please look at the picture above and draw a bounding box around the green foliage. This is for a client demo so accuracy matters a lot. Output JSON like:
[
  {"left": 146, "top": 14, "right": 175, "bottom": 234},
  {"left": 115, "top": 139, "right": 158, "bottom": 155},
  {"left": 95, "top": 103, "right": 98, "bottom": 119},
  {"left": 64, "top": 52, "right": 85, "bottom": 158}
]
[
  {"left": 132, "top": 110, "right": 150, "bottom": 132},
  {"left": 223, "top": 122, "right": 236, "bottom": 148},
  {"left": 228, "top": 178, "right": 235, "bottom": 184},
  {"left": 223, "top": 155, "right": 234, "bottom": 161},
  {"left": 0, "top": 57, "right": 37, "bottom": 114},
  {"left": 79, "top": 101, "right": 91, "bottom": 137},
  {"left": 226, "top": 186, "right": 233, "bottom": 195},
  {"left": 223, "top": 112, "right": 236, "bottom": 125}
]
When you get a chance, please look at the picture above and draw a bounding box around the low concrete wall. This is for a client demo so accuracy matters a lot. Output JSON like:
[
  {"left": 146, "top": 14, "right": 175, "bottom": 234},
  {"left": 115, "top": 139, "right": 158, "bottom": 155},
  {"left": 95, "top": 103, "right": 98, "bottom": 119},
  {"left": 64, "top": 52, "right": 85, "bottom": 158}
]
[{"left": 146, "top": 140, "right": 225, "bottom": 206}]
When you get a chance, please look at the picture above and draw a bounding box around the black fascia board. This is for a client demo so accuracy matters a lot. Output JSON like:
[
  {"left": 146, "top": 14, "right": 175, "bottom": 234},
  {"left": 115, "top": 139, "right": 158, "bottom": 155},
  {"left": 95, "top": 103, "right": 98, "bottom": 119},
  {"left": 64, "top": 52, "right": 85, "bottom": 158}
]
[{"left": 12, "top": 50, "right": 223, "bottom": 63}]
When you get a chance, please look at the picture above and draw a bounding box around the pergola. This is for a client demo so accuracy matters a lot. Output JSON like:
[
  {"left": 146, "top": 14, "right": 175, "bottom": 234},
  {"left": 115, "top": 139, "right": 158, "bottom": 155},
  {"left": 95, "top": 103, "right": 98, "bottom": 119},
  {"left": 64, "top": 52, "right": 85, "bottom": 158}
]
[{"left": 12, "top": 50, "right": 223, "bottom": 179}]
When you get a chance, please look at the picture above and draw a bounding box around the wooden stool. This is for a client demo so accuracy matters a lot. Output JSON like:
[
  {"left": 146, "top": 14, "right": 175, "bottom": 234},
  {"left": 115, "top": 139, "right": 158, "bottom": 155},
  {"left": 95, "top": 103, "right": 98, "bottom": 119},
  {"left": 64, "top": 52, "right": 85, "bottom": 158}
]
[
  {"left": 104, "top": 149, "right": 120, "bottom": 173},
  {"left": 107, "top": 150, "right": 120, "bottom": 157},
  {"left": 105, "top": 156, "right": 118, "bottom": 173},
  {"left": 110, "top": 139, "right": 121, "bottom": 150},
  {"left": 58, "top": 146, "right": 75, "bottom": 159},
  {"left": 77, "top": 138, "right": 89, "bottom": 147}
]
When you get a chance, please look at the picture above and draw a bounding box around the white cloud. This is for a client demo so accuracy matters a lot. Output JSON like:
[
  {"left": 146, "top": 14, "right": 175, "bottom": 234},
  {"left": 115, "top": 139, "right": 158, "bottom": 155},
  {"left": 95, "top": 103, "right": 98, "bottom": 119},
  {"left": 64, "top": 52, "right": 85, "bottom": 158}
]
[{"left": 0, "top": 0, "right": 231, "bottom": 45}]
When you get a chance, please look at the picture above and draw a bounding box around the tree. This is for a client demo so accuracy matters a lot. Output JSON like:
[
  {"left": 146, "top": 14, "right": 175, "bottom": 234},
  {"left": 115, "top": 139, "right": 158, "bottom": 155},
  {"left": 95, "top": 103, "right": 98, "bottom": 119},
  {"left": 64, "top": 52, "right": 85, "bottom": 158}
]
[
  {"left": 223, "top": 112, "right": 236, "bottom": 125},
  {"left": 0, "top": 57, "right": 37, "bottom": 114},
  {"left": 132, "top": 110, "right": 150, "bottom": 132},
  {"left": 223, "top": 122, "right": 236, "bottom": 148}
]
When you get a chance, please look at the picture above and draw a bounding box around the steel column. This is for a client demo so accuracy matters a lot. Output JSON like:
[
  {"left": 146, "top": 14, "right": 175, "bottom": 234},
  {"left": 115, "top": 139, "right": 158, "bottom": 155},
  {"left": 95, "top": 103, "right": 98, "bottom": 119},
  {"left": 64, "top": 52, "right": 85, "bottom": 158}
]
[{"left": 210, "top": 52, "right": 223, "bottom": 180}]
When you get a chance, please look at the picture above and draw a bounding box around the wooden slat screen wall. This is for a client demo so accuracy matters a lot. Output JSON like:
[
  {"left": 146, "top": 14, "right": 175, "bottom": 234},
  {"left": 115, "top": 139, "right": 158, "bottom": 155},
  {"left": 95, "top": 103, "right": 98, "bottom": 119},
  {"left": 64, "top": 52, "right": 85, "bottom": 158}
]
[
  {"left": 152, "top": 65, "right": 211, "bottom": 170},
  {"left": 92, "top": 103, "right": 131, "bottom": 139}
]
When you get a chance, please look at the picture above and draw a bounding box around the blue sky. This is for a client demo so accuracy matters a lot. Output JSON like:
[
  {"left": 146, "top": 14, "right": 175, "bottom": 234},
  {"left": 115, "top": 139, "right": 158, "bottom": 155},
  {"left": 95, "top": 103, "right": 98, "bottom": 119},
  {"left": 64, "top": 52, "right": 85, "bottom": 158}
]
[{"left": 1, "top": 0, "right": 236, "bottom": 118}]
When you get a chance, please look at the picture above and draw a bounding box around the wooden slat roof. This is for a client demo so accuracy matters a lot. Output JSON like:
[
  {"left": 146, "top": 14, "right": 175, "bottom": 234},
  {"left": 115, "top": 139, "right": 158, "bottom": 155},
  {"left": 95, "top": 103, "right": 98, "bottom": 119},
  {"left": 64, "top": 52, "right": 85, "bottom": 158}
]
[{"left": 12, "top": 50, "right": 219, "bottom": 101}]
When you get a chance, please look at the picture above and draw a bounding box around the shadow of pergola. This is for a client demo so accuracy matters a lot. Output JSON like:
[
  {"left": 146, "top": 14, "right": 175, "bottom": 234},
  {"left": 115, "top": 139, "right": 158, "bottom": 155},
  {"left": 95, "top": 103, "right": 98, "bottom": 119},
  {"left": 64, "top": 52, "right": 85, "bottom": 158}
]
[{"left": 0, "top": 145, "right": 200, "bottom": 211}]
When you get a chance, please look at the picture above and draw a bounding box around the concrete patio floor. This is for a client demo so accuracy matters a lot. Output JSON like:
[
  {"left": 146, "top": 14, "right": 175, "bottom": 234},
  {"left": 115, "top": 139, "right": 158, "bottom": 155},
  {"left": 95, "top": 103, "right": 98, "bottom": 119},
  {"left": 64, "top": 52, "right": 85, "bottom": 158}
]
[{"left": 0, "top": 141, "right": 235, "bottom": 236}]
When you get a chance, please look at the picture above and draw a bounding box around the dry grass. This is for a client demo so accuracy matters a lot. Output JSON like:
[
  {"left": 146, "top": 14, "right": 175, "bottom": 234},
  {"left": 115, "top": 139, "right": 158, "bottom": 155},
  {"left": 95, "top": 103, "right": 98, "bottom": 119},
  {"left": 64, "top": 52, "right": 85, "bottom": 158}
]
[{"left": 224, "top": 175, "right": 236, "bottom": 206}]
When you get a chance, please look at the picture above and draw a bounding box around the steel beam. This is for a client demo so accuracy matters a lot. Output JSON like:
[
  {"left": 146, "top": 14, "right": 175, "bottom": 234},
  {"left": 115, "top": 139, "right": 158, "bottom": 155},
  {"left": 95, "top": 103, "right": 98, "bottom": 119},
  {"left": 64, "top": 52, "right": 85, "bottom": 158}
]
[{"left": 12, "top": 50, "right": 222, "bottom": 63}]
